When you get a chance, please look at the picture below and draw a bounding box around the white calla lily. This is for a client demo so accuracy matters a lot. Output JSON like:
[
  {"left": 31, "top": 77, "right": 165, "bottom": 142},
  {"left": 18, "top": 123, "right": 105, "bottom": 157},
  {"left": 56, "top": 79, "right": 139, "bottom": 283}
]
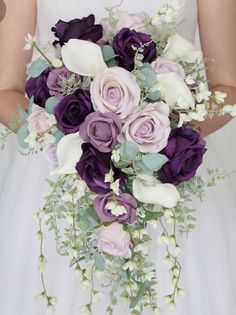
[
  {"left": 162, "top": 33, "right": 203, "bottom": 63},
  {"left": 132, "top": 174, "right": 180, "bottom": 208},
  {"left": 61, "top": 39, "right": 107, "bottom": 76},
  {"left": 50, "top": 132, "right": 83, "bottom": 175},
  {"left": 156, "top": 72, "right": 195, "bottom": 109}
]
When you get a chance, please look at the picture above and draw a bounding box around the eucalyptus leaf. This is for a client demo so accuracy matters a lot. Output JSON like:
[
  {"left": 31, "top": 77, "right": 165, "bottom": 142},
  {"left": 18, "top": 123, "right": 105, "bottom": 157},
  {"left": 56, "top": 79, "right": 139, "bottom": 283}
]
[
  {"left": 94, "top": 252, "right": 105, "bottom": 271},
  {"left": 119, "top": 142, "right": 139, "bottom": 161},
  {"left": 102, "top": 45, "right": 117, "bottom": 62},
  {"left": 18, "top": 105, "right": 28, "bottom": 122},
  {"left": 142, "top": 153, "right": 169, "bottom": 172},
  {"left": 133, "top": 160, "right": 153, "bottom": 175},
  {"left": 28, "top": 59, "right": 50, "bottom": 78},
  {"left": 130, "top": 286, "right": 144, "bottom": 309},
  {"left": 147, "top": 90, "right": 161, "bottom": 101},
  {"left": 17, "top": 123, "right": 29, "bottom": 149},
  {"left": 138, "top": 64, "right": 157, "bottom": 89},
  {"left": 28, "top": 96, "right": 35, "bottom": 114},
  {"left": 145, "top": 211, "right": 164, "bottom": 221},
  {"left": 45, "top": 97, "right": 59, "bottom": 114},
  {"left": 54, "top": 130, "right": 65, "bottom": 143}
]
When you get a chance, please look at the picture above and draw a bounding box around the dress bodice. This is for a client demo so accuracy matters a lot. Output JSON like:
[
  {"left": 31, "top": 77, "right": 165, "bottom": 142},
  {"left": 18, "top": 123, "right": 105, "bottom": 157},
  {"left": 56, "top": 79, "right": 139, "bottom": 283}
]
[{"left": 36, "top": 0, "right": 198, "bottom": 46}]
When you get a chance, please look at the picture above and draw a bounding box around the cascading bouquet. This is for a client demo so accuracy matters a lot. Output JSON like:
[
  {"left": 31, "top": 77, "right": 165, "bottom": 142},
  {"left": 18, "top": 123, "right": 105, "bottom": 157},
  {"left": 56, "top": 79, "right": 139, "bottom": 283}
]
[{"left": 2, "top": 1, "right": 235, "bottom": 314}]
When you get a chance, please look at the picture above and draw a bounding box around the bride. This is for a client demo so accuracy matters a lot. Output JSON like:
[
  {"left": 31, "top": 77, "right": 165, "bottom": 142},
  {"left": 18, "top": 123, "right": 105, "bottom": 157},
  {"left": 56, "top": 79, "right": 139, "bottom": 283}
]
[{"left": 0, "top": 0, "right": 236, "bottom": 314}]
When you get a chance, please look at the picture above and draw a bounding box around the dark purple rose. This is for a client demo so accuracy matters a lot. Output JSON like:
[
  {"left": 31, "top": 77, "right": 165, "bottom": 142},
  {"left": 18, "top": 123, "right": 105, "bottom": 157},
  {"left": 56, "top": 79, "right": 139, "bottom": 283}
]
[
  {"left": 25, "top": 68, "right": 51, "bottom": 107},
  {"left": 158, "top": 127, "right": 207, "bottom": 185},
  {"left": 46, "top": 67, "right": 81, "bottom": 100},
  {"left": 112, "top": 28, "right": 157, "bottom": 71},
  {"left": 76, "top": 143, "right": 126, "bottom": 194},
  {"left": 94, "top": 192, "right": 137, "bottom": 224},
  {"left": 54, "top": 89, "right": 93, "bottom": 134},
  {"left": 52, "top": 14, "right": 103, "bottom": 46},
  {"left": 79, "top": 112, "right": 122, "bottom": 153}
]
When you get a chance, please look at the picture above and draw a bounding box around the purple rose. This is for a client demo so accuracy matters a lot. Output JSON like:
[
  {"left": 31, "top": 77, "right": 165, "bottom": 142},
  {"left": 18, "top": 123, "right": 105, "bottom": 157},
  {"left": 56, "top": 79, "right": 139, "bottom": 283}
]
[
  {"left": 94, "top": 192, "right": 137, "bottom": 224},
  {"left": 79, "top": 112, "right": 122, "bottom": 153},
  {"left": 25, "top": 68, "right": 51, "bottom": 107},
  {"left": 54, "top": 89, "right": 93, "bottom": 134},
  {"left": 52, "top": 15, "right": 103, "bottom": 46},
  {"left": 46, "top": 67, "right": 81, "bottom": 100},
  {"left": 158, "top": 127, "right": 207, "bottom": 185},
  {"left": 76, "top": 143, "right": 126, "bottom": 194},
  {"left": 112, "top": 28, "right": 157, "bottom": 71}
]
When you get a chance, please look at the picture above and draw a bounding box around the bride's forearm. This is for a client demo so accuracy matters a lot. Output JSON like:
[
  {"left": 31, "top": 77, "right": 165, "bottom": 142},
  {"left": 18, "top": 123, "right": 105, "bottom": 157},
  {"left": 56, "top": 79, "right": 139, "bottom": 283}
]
[
  {"left": 193, "top": 85, "right": 236, "bottom": 137},
  {"left": 0, "top": 89, "right": 29, "bottom": 130}
]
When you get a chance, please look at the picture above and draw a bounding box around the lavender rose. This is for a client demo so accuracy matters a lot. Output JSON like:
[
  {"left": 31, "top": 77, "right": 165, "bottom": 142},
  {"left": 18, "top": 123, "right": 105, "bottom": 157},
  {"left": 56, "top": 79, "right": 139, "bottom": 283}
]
[
  {"left": 54, "top": 89, "right": 93, "bottom": 134},
  {"left": 112, "top": 28, "right": 157, "bottom": 71},
  {"left": 90, "top": 67, "right": 140, "bottom": 120},
  {"left": 94, "top": 192, "right": 137, "bottom": 224},
  {"left": 119, "top": 102, "right": 171, "bottom": 153},
  {"left": 76, "top": 143, "right": 126, "bottom": 194},
  {"left": 152, "top": 58, "right": 186, "bottom": 79},
  {"left": 27, "top": 104, "right": 50, "bottom": 133},
  {"left": 97, "top": 222, "right": 131, "bottom": 258},
  {"left": 79, "top": 112, "right": 122, "bottom": 152},
  {"left": 52, "top": 14, "right": 103, "bottom": 46},
  {"left": 158, "top": 127, "right": 207, "bottom": 185},
  {"left": 46, "top": 67, "right": 80, "bottom": 100},
  {"left": 25, "top": 68, "right": 51, "bottom": 108}
]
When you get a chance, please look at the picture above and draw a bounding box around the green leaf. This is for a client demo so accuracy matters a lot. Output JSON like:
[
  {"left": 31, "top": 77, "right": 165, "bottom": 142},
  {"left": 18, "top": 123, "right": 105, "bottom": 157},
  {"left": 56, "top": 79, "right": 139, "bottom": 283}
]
[
  {"left": 54, "top": 130, "right": 64, "bottom": 143},
  {"left": 87, "top": 207, "right": 100, "bottom": 221},
  {"left": 28, "top": 59, "right": 50, "bottom": 78},
  {"left": 17, "top": 123, "right": 28, "bottom": 149},
  {"left": 119, "top": 141, "right": 139, "bottom": 161},
  {"left": 130, "top": 286, "right": 144, "bottom": 309},
  {"left": 18, "top": 105, "right": 28, "bottom": 122},
  {"left": 133, "top": 160, "right": 153, "bottom": 175},
  {"left": 138, "top": 64, "right": 157, "bottom": 88},
  {"left": 102, "top": 45, "right": 117, "bottom": 62},
  {"left": 28, "top": 96, "right": 35, "bottom": 114},
  {"left": 145, "top": 211, "right": 164, "bottom": 221},
  {"left": 45, "top": 97, "right": 59, "bottom": 114},
  {"left": 147, "top": 89, "right": 161, "bottom": 101},
  {"left": 94, "top": 252, "right": 105, "bottom": 271},
  {"left": 142, "top": 153, "right": 169, "bottom": 172}
]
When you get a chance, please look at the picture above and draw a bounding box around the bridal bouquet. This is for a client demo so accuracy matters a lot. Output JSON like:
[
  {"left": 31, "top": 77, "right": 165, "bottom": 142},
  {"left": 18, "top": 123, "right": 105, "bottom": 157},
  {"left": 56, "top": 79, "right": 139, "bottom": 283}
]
[{"left": 3, "top": 1, "right": 235, "bottom": 314}]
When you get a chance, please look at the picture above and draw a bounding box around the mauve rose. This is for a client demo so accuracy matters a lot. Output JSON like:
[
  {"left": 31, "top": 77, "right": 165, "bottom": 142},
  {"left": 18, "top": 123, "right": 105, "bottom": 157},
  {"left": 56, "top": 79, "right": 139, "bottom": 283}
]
[
  {"left": 52, "top": 14, "right": 103, "bottom": 46},
  {"left": 152, "top": 58, "right": 186, "bottom": 79},
  {"left": 25, "top": 68, "right": 51, "bottom": 108},
  {"left": 27, "top": 104, "right": 50, "bottom": 133},
  {"left": 90, "top": 67, "right": 140, "bottom": 120},
  {"left": 76, "top": 143, "right": 126, "bottom": 194},
  {"left": 119, "top": 102, "right": 171, "bottom": 153},
  {"left": 94, "top": 192, "right": 137, "bottom": 224},
  {"left": 79, "top": 112, "right": 122, "bottom": 152},
  {"left": 54, "top": 89, "right": 93, "bottom": 134},
  {"left": 112, "top": 28, "right": 157, "bottom": 71},
  {"left": 158, "top": 127, "right": 207, "bottom": 185},
  {"left": 97, "top": 222, "right": 131, "bottom": 258},
  {"left": 46, "top": 67, "right": 81, "bottom": 100}
]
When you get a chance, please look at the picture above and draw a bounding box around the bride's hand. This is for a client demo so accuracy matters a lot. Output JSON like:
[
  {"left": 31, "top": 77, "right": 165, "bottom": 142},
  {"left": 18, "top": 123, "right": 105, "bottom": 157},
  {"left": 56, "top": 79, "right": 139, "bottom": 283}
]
[
  {"left": 0, "top": 0, "right": 36, "bottom": 130},
  {"left": 197, "top": 0, "right": 236, "bottom": 136}
]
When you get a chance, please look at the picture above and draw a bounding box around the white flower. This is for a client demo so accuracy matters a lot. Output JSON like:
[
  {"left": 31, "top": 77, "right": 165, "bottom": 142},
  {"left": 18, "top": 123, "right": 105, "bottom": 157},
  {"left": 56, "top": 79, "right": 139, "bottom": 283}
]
[
  {"left": 61, "top": 39, "right": 107, "bottom": 76},
  {"left": 188, "top": 104, "right": 207, "bottom": 121},
  {"left": 134, "top": 243, "right": 149, "bottom": 255},
  {"left": 51, "top": 58, "right": 63, "bottom": 68},
  {"left": 221, "top": 104, "right": 236, "bottom": 116},
  {"left": 104, "top": 168, "right": 114, "bottom": 183},
  {"left": 46, "top": 113, "right": 57, "bottom": 127},
  {"left": 156, "top": 72, "right": 195, "bottom": 109},
  {"left": 133, "top": 228, "right": 149, "bottom": 239},
  {"left": 123, "top": 260, "right": 137, "bottom": 272},
  {"left": 178, "top": 113, "right": 191, "bottom": 127},
  {"left": 148, "top": 220, "right": 158, "bottom": 229},
  {"left": 110, "top": 179, "right": 120, "bottom": 195},
  {"left": 196, "top": 83, "right": 211, "bottom": 102},
  {"left": 43, "top": 133, "right": 56, "bottom": 146},
  {"left": 111, "top": 149, "right": 121, "bottom": 163},
  {"left": 162, "top": 33, "right": 203, "bottom": 63},
  {"left": 50, "top": 131, "right": 83, "bottom": 175},
  {"left": 133, "top": 174, "right": 180, "bottom": 208},
  {"left": 214, "top": 91, "right": 227, "bottom": 104},
  {"left": 23, "top": 33, "right": 36, "bottom": 50},
  {"left": 185, "top": 75, "right": 196, "bottom": 85},
  {"left": 105, "top": 201, "right": 127, "bottom": 216}
]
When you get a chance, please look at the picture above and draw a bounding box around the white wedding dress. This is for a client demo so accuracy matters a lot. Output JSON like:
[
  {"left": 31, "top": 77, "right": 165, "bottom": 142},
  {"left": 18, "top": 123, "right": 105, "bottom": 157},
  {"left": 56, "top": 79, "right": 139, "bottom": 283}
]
[{"left": 0, "top": 0, "right": 236, "bottom": 314}]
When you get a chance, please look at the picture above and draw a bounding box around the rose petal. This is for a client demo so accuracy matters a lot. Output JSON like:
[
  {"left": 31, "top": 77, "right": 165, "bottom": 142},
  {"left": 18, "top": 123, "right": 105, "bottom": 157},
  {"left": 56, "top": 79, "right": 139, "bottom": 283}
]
[
  {"left": 50, "top": 131, "right": 83, "bottom": 175},
  {"left": 61, "top": 39, "right": 107, "bottom": 76},
  {"left": 132, "top": 174, "right": 180, "bottom": 208}
]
